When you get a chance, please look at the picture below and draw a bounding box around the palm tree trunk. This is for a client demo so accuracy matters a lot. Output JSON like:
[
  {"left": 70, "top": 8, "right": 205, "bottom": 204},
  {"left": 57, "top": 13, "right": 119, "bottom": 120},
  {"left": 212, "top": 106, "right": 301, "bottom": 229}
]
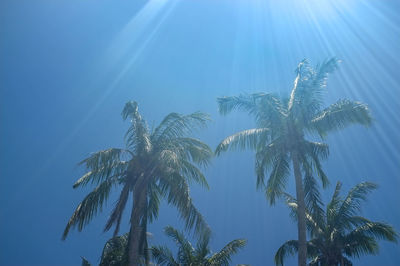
[
  {"left": 128, "top": 184, "right": 147, "bottom": 266},
  {"left": 292, "top": 151, "right": 307, "bottom": 266}
]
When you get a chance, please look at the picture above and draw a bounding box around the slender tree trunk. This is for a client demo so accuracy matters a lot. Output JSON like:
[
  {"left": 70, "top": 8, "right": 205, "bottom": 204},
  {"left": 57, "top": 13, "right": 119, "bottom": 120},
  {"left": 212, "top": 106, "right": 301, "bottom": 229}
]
[
  {"left": 292, "top": 151, "right": 307, "bottom": 266},
  {"left": 128, "top": 183, "right": 147, "bottom": 266}
]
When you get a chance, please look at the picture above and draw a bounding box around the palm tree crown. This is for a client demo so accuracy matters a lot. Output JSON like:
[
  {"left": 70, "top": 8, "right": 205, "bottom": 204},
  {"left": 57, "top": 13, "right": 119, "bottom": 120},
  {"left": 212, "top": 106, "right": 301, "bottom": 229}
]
[
  {"left": 151, "top": 226, "right": 247, "bottom": 266},
  {"left": 63, "top": 101, "right": 213, "bottom": 266},
  {"left": 216, "top": 58, "right": 372, "bottom": 266},
  {"left": 275, "top": 181, "right": 398, "bottom": 266}
]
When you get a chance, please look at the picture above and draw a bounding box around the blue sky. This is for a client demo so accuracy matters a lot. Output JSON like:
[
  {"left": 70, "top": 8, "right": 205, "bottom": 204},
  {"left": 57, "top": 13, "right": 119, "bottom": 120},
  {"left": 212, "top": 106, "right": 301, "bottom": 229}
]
[{"left": 1, "top": 0, "right": 399, "bottom": 265}]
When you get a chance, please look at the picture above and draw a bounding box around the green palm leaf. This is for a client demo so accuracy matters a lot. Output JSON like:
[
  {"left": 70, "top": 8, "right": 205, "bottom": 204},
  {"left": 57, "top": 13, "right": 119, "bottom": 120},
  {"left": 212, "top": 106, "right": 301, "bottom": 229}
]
[
  {"left": 63, "top": 177, "right": 117, "bottom": 240},
  {"left": 265, "top": 153, "right": 291, "bottom": 204},
  {"left": 215, "top": 128, "right": 270, "bottom": 155},
  {"left": 275, "top": 240, "right": 298, "bottom": 266},
  {"left": 152, "top": 112, "right": 210, "bottom": 143},
  {"left": 311, "top": 99, "right": 372, "bottom": 137},
  {"left": 335, "top": 182, "right": 378, "bottom": 231},
  {"left": 208, "top": 239, "right": 247, "bottom": 266},
  {"left": 151, "top": 245, "right": 179, "bottom": 266}
]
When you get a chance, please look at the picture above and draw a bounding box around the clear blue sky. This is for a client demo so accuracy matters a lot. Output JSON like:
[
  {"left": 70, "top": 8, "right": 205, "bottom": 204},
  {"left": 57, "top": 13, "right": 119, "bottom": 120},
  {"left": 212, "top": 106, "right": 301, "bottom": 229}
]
[{"left": 1, "top": 0, "right": 399, "bottom": 265}]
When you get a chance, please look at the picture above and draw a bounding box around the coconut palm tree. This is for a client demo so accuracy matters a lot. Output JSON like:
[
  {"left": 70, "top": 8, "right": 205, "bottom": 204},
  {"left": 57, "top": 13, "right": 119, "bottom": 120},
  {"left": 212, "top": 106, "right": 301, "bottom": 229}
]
[
  {"left": 275, "top": 181, "right": 398, "bottom": 266},
  {"left": 151, "top": 226, "right": 247, "bottom": 265},
  {"left": 216, "top": 58, "right": 372, "bottom": 266},
  {"left": 63, "top": 101, "right": 213, "bottom": 266}
]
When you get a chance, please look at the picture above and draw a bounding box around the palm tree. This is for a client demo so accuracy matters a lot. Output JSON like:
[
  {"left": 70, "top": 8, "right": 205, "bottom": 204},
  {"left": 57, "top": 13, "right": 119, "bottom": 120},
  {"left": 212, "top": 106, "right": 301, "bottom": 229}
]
[
  {"left": 275, "top": 181, "right": 398, "bottom": 266},
  {"left": 151, "top": 226, "right": 247, "bottom": 265},
  {"left": 63, "top": 101, "right": 213, "bottom": 266},
  {"left": 216, "top": 58, "right": 372, "bottom": 266}
]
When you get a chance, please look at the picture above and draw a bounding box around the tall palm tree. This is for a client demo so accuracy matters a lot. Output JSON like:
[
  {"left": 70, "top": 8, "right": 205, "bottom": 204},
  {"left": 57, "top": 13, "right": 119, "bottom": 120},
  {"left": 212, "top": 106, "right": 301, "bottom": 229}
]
[
  {"left": 63, "top": 101, "right": 213, "bottom": 266},
  {"left": 216, "top": 58, "right": 372, "bottom": 266},
  {"left": 151, "top": 226, "right": 247, "bottom": 265},
  {"left": 275, "top": 181, "right": 398, "bottom": 266}
]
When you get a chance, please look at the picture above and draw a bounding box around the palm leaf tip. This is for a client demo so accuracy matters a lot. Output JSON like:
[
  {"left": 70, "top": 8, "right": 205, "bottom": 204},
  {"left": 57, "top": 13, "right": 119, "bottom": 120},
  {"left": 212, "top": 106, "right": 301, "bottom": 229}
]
[
  {"left": 121, "top": 101, "right": 139, "bottom": 121},
  {"left": 217, "top": 96, "right": 234, "bottom": 115},
  {"left": 274, "top": 240, "right": 298, "bottom": 266},
  {"left": 81, "top": 257, "right": 91, "bottom": 266},
  {"left": 215, "top": 128, "right": 270, "bottom": 156}
]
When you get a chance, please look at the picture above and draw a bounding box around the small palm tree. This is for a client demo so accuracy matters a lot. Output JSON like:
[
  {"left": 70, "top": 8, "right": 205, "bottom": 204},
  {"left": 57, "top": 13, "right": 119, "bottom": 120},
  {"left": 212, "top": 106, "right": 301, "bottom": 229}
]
[
  {"left": 63, "top": 101, "right": 213, "bottom": 266},
  {"left": 151, "top": 226, "right": 247, "bottom": 265},
  {"left": 275, "top": 181, "right": 398, "bottom": 266},
  {"left": 216, "top": 58, "right": 372, "bottom": 266}
]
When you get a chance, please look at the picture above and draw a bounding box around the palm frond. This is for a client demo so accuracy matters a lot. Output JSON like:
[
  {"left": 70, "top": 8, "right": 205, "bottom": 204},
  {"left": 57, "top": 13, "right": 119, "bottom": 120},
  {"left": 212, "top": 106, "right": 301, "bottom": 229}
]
[
  {"left": 63, "top": 178, "right": 117, "bottom": 240},
  {"left": 303, "top": 141, "right": 329, "bottom": 161},
  {"left": 147, "top": 182, "right": 161, "bottom": 222},
  {"left": 282, "top": 193, "right": 299, "bottom": 222},
  {"left": 288, "top": 59, "right": 311, "bottom": 111},
  {"left": 156, "top": 150, "right": 209, "bottom": 190},
  {"left": 218, "top": 93, "right": 284, "bottom": 129},
  {"left": 336, "top": 182, "right": 377, "bottom": 230},
  {"left": 302, "top": 141, "right": 329, "bottom": 188},
  {"left": 217, "top": 93, "right": 264, "bottom": 116},
  {"left": 164, "top": 226, "right": 194, "bottom": 264},
  {"left": 348, "top": 221, "right": 398, "bottom": 243},
  {"left": 208, "top": 239, "right": 247, "bottom": 266},
  {"left": 169, "top": 137, "right": 213, "bottom": 167},
  {"left": 326, "top": 182, "right": 343, "bottom": 228},
  {"left": 180, "top": 160, "right": 210, "bottom": 189},
  {"left": 194, "top": 230, "right": 211, "bottom": 263},
  {"left": 303, "top": 169, "right": 325, "bottom": 235},
  {"left": 152, "top": 112, "right": 210, "bottom": 143},
  {"left": 274, "top": 240, "right": 298, "bottom": 266},
  {"left": 255, "top": 138, "right": 285, "bottom": 189},
  {"left": 74, "top": 149, "right": 129, "bottom": 188},
  {"left": 289, "top": 58, "right": 339, "bottom": 119},
  {"left": 104, "top": 184, "right": 130, "bottom": 236},
  {"left": 283, "top": 193, "right": 322, "bottom": 236},
  {"left": 344, "top": 233, "right": 378, "bottom": 258},
  {"left": 151, "top": 245, "right": 179, "bottom": 266},
  {"left": 215, "top": 128, "right": 270, "bottom": 155},
  {"left": 160, "top": 173, "right": 210, "bottom": 236},
  {"left": 122, "top": 101, "right": 152, "bottom": 154},
  {"left": 311, "top": 99, "right": 372, "bottom": 137},
  {"left": 312, "top": 58, "right": 340, "bottom": 88},
  {"left": 266, "top": 154, "right": 291, "bottom": 204}
]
